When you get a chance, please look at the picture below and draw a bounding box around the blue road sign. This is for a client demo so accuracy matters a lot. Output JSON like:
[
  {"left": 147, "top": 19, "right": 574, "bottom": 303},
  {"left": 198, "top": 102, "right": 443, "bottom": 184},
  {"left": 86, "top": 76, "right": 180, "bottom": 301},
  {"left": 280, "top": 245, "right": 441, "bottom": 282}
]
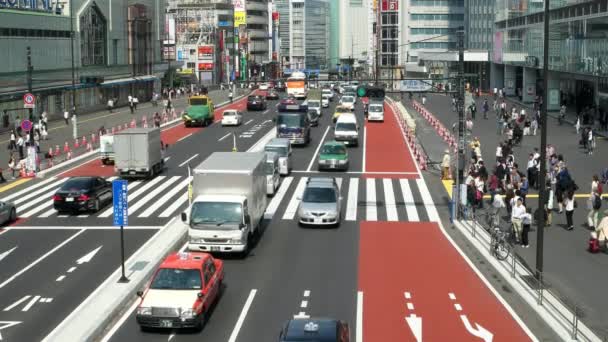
[{"left": 112, "top": 180, "right": 128, "bottom": 226}]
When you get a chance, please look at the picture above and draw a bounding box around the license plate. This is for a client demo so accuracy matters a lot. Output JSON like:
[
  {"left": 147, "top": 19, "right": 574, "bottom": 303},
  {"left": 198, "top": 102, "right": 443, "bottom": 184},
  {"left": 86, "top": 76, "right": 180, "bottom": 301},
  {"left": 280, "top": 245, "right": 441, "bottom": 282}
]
[
  {"left": 329, "top": 164, "right": 336, "bottom": 168},
  {"left": 314, "top": 218, "right": 323, "bottom": 224},
  {"left": 210, "top": 246, "right": 221, "bottom": 252},
  {"left": 65, "top": 198, "right": 74, "bottom": 202},
  {"left": 160, "top": 320, "right": 173, "bottom": 328},
  {"left": 129, "top": 171, "right": 136, "bottom": 175}
]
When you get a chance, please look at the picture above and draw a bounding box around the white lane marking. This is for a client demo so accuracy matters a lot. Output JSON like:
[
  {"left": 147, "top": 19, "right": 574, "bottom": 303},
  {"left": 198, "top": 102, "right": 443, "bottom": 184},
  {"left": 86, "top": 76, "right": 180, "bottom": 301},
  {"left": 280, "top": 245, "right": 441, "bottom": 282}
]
[
  {"left": 56, "top": 275, "right": 66, "bottom": 282},
  {"left": 246, "top": 127, "right": 277, "bottom": 152},
  {"left": 455, "top": 303, "right": 463, "bottom": 311},
  {"left": 362, "top": 126, "right": 366, "bottom": 172},
  {"left": 67, "top": 266, "right": 76, "bottom": 273},
  {"left": 128, "top": 177, "right": 180, "bottom": 215},
  {"left": 21, "top": 295, "right": 41, "bottom": 312},
  {"left": 76, "top": 214, "right": 88, "bottom": 218},
  {"left": 99, "top": 298, "right": 140, "bottom": 342},
  {"left": 178, "top": 154, "right": 199, "bottom": 168},
  {"left": 227, "top": 289, "right": 258, "bottom": 342},
  {"left": 218, "top": 132, "right": 231, "bottom": 141},
  {"left": 407, "top": 302, "right": 415, "bottom": 310},
  {"left": 39, "top": 207, "right": 59, "bottom": 218},
  {"left": 14, "top": 178, "right": 65, "bottom": 207},
  {"left": 263, "top": 109, "right": 269, "bottom": 114},
  {"left": 178, "top": 241, "right": 188, "bottom": 253},
  {"left": 159, "top": 192, "right": 188, "bottom": 218},
  {"left": 244, "top": 119, "right": 253, "bottom": 125},
  {"left": 282, "top": 177, "right": 308, "bottom": 220},
  {"left": 383, "top": 179, "right": 398, "bottom": 221},
  {"left": 3, "top": 226, "right": 161, "bottom": 230},
  {"left": 306, "top": 125, "right": 331, "bottom": 172},
  {"left": 336, "top": 177, "right": 343, "bottom": 190},
  {"left": 303, "top": 290, "right": 310, "bottom": 297},
  {"left": 366, "top": 178, "right": 377, "bottom": 221},
  {"left": 0, "top": 247, "right": 17, "bottom": 263},
  {"left": 300, "top": 300, "right": 308, "bottom": 308},
  {"left": 357, "top": 291, "right": 363, "bottom": 342},
  {"left": 416, "top": 178, "right": 439, "bottom": 222},
  {"left": 20, "top": 199, "right": 55, "bottom": 218},
  {"left": 400, "top": 179, "right": 419, "bottom": 221},
  {"left": 290, "top": 170, "right": 420, "bottom": 174},
  {"left": 98, "top": 180, "right": 149, "bottom": 217},
  {"left": 3, "top": 296, "right": 31, "bottom": 311},
  {"left": 0, "top": 177, "right": 58, "bottom": 202},
  {"left": 138, "top": 178, "right": 189, "bottom": 217},
  {"left": 264, "top": 177, "right": 294, "bottom": 219},
  {"left": 177, "top": 133, "right": 193, "bottom": 142},
  {"left": 76, "top": 246, "right": 102, "bottom": 264},
  {"left": 404, "top": 292, "right": 411, "bottom": 299},
  {"left": 294, "top": 312, "right": 310, "bottom": 319},
  {"left": 345, "top": 178, "right": 359, "bottom": 221},
  {"left": 448, "top": 293, "right": 456, "bottom": 300}
]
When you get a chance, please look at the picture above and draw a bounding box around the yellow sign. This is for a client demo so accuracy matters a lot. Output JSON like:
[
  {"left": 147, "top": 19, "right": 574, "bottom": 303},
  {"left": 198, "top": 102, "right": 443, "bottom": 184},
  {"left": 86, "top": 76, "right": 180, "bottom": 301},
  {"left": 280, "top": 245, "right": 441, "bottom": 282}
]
[
  {"left": 179, "top": 68, "right": 194, "bottom": 74},
  {"left": 234, "top": 10, "right": 246, "bottom": 26}
]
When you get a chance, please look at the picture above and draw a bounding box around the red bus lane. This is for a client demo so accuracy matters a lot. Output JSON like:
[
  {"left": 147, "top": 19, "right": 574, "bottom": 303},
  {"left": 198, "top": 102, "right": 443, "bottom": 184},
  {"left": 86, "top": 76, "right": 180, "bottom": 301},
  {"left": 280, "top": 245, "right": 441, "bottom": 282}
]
[
  {"left": 359, "top": 221, "right": 533, "bottom": 342},
  {"left": 59, "top": 96, "right": 250, "bottom": 178},
  {"left": 365, "top": 102, "right": 418, "bottom": 177}
]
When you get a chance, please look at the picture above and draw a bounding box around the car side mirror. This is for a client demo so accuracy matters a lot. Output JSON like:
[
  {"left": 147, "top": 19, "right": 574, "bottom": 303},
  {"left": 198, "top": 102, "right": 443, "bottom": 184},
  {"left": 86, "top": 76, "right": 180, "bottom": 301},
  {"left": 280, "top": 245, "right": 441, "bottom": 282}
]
[
  {"left": 197, "top": 292, "right": 204, "bottom": 298},
  {"left": 181, "top": 212, "right": 187, "bottom": 222},
  {"left": 136, "top": 290, "right": 144, "bottom": 297}
]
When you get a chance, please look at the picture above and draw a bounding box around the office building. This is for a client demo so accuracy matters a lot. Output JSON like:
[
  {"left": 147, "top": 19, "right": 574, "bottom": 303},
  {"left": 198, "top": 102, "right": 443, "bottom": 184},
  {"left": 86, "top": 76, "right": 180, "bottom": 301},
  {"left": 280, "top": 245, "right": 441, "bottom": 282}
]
[
  {"left": 0, "top": 0, "right": 167, "bottom": 128},
  {"left": 245, "top": 0, "right": 271, "bottom": 74},
  {"left": 492, "top": 0, "right": 608, "bottom": 111},
  {"left": 339, "top": 0, "right": 370, "bottom": 75}
]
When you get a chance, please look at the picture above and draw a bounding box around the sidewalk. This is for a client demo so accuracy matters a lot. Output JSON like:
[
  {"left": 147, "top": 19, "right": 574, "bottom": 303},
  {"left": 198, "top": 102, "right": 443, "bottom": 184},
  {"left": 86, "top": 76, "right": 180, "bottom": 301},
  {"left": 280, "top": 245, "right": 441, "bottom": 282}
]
[
  {"left": 0, "top": 88, "right": 246, "bottom": 184},
  {"left": 406, "top": 93, "right": 608, "bottom": 336}
]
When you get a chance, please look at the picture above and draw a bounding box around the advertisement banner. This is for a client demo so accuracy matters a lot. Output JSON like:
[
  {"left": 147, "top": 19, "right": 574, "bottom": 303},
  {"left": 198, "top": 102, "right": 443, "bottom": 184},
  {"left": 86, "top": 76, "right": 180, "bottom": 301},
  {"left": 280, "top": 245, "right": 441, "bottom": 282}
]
[
  {"left": 26, "top": 147, "right": 37, "bottom": 173},
  {"left": 381, "top": 0, "right": 398, "bottom": 11},
  {"left": 197, "top": 45, "right": 214, "bottom": 60},
  {"left": 233, "top": 0, "right": 245, "bottom": 11},
  {"left": 493, "top": 31, "right": 503, "bottom": 64},
  {"left": 234, "top": 10, "right": 246, "bottom": 27},
  {"left": 198, "top": 63, "right": 214, "bottom": 71},
  {"left": 399, "top": 80, "right": 432, "bottom": 92}
]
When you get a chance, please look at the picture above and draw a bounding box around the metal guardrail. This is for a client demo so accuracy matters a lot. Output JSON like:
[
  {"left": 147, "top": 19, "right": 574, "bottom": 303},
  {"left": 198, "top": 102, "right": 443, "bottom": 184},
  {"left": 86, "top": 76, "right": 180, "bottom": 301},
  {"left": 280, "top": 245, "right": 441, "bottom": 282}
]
[{"left": 456, "top": 204, "right": 608, "bottom": 342}]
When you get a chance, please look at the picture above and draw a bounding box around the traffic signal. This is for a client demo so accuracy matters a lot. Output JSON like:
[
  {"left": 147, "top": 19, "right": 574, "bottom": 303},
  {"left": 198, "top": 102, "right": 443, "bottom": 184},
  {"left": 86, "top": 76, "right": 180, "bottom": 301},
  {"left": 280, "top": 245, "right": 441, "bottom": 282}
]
[{"left": 356, "top": 85, "right": 385, "bottom": 99}]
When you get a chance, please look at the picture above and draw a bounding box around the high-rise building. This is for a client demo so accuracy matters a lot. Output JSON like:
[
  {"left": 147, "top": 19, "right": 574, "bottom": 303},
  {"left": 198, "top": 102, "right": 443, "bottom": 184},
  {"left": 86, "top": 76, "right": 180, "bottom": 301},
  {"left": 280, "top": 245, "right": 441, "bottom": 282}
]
[
  {"left": 245, "top": 0, "right": 271, "bottom": 72},
  {"left": 328, "top": 0, "right": 340, "bottom": 70},
  {"left": 339, "top": 0, "right": 370, "bottom": 75},
  {"left": 492, "top": 0, "right": 608, "bottom": 111}
]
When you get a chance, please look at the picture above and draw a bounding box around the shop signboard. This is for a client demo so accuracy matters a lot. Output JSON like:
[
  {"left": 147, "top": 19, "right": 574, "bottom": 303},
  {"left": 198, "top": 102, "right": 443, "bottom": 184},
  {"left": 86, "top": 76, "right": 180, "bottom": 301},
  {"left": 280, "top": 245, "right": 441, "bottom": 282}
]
[
  {"left": 197, "top": 45, "right": 214, "bottom": 60},
  {"left": 198, "top": 63, "right": 214, "bottom": 71},
  {"left": 399, "top": 80, "right": 431, "bottom": 92},
  {"left": 381, "top": 0, "right": 398, "bottom": 11},
  {"left": 234, "top": 10, "right": 246, "bottom": 27}
]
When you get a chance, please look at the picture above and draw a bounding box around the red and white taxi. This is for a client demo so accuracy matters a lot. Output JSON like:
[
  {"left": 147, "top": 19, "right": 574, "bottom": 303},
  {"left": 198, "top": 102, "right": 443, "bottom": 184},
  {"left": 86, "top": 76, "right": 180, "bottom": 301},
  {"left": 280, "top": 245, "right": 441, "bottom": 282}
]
[{"left": 135, "top": 252, "right": 224, "bottom": 331}]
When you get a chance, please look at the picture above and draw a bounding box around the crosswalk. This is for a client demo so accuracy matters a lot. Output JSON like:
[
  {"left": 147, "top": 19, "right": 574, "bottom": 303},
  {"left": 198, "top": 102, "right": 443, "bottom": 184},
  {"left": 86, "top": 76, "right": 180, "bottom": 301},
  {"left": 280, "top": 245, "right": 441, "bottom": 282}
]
[{"left": 2, "top": 175, "right": 432, "bottom": 223}]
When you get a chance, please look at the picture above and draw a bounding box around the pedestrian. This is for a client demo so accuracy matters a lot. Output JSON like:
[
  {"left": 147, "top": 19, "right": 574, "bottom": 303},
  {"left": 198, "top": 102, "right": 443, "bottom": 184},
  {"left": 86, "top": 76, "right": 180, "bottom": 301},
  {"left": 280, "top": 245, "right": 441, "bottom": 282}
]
[
  {"left": 16, "top": 135, "right": 24, "bottom": 160},
  {"left": 422, "top": 94, "right": 427, "bottom": 105},
  {"left": 154, "top": 112, "right": 161, "bottom": 128},
  {"left": 511, "top": 197, "right": 525, "bottom": 243},
  {"left": 133, "top": 96, "right": 139, "bottom": 110},
  {"left": 482, "top": 99, "right": 489, "bottom": 119},
  {"left": 64, "top": 110, "right": 69, "bottom": 125},
  {"left": 41, "top": 125, "right": 48, "bottom": 140},
  {"left": 7, "top": 155, "right": 17, "bottom": 179},
  {"left": 575, "top": 115, "right": 581, "bottom": 134},
  {"left": 9, "top": 130, "right": 16, "bottom": 151},
  {"left": 41, "top": 111, "right": 48, "bottom": 131},
  {"left": 564, "top": 189, "right": 576, "bottom": 230},
  {"left": 229, "top": 90, "right": 233, "bottom": 103},
  {"left": 588, "top": 190, "right": 601, "bottom": 229},
  {"left": 470, "top": 103, "right": 477, "bottom": 120},
  {"left": 587, "top": 127, "right": 594, "bottom": 155},
  {"left": 521, "top": 207, "right": 532, "bottom": 248},
  {"left": 441, "top": 149, "right": 451, "bottom": 180},
  {"left": 107, "top": 98, "right": 114, "bottom": 113}
]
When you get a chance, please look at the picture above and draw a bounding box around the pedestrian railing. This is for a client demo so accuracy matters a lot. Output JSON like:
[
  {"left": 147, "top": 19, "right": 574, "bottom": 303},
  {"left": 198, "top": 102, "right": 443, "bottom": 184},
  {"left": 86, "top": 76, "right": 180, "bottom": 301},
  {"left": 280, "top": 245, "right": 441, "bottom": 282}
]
[{"left": 456, "top": 205, "right": 607, "bottom": 341}]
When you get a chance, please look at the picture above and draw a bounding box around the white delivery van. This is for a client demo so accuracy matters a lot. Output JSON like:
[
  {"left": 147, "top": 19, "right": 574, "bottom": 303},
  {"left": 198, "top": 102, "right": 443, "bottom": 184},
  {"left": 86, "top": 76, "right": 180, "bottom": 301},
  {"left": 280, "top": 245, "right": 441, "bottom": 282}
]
[
  {"left": 368, "top": 101, "right": 385, "bottom": 122},
  {"left": 334, "top": 113, "right": 359, "bottom": 147},
  {"left": 264, "top": 138, "right": 292, "bottom": 175},
  {"left": 264, "top": 152, "right": 281, "bottom": 196}
]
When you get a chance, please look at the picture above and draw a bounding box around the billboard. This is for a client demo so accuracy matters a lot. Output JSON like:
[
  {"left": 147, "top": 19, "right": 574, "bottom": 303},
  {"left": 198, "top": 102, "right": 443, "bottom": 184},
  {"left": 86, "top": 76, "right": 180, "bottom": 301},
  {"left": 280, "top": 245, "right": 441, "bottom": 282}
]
[
  {"left": 381, "top": 0, "right": 398, "bottom": 11},
  {"left": 232, "top": 0, "right": 245, "bottom": 11},
  {"left": 399, "top": 80, "right": 432, "bottom": 92},
  {"left": 198, "top": 45, "right": 214, "bottom": 60},
  {"left": 198, "top": 63, "right": 214, "bottom": 71},
  {"left": 234, "top": 10, "right": 246, "bottom": 26},
  {"left": 493, "top": 31, "right": 503, "bottom": 64}
]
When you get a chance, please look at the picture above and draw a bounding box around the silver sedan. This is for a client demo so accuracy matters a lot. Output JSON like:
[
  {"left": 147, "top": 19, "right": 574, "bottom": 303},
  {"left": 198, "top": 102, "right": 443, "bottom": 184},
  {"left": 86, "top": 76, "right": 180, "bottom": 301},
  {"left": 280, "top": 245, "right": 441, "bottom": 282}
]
[
  {"left": 297, "top": 178, "right": 341, "bottom": 227},
  {"left": 0, "top": 201, "right": 17, "bottom": 225}
]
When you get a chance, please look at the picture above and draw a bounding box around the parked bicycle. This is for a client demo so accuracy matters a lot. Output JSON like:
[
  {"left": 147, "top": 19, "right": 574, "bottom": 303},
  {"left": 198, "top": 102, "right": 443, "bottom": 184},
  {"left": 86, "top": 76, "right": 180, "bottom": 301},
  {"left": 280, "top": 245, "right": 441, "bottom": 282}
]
[{"left": 490, "top": 227, "right": 512, "bottom": 260}]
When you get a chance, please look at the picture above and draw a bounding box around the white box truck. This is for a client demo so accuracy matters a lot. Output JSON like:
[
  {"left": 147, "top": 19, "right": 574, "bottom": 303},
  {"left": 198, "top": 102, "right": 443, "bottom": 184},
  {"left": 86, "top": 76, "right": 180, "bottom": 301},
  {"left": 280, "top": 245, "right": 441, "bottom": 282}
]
[
  {"left": 114, "top": 127, "right": 164, "bottom": 178},
  {"left": 183, "top": 152, "right": 267, "bottom": 255}
]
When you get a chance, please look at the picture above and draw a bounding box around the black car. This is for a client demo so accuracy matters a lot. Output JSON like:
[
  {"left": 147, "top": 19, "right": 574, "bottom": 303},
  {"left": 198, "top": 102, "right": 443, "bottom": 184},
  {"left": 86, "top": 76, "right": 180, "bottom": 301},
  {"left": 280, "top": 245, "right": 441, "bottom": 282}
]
[
  {"left": 247, "top": 95, "right": 267, "bottom": 111},
  {"left": 307, "top": 109, "right": 320, "bottom": 126},
  {"left": 53, "top": 177, "right": 113, "bottom": 213},
  {"left": 266, "top": 90, "right": 280, "bottom": 100},
  {"left": 275, "top": 81, "right": 287, "bottom": 92},
  {"left": 279, "top": 318, "right": 350, "bottom": 342}
]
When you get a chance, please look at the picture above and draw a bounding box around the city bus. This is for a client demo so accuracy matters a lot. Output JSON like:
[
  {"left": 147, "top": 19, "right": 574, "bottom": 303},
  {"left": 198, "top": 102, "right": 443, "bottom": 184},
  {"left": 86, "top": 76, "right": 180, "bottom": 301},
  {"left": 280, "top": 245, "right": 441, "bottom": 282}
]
[
  {"left": 182, "top": 95, "right": 215, "bottom": 127},
  {"left": 286, "top": 71, "right": 307, "bottom": 99}
]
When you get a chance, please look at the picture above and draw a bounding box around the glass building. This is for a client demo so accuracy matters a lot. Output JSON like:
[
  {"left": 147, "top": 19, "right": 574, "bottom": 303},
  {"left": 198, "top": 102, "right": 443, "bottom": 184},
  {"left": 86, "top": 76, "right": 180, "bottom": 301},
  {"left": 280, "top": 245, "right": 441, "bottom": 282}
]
[{"left": 491, "top": 0, "right": 608, "bottom": 111}]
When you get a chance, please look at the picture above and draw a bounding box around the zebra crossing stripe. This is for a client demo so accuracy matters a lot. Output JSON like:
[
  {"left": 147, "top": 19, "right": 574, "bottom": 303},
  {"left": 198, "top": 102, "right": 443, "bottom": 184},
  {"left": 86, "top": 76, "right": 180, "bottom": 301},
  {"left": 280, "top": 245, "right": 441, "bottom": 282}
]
[
  {"left": 383, "top": 179, "right": 399, "bottom": 221},
  {"left": 97, "top": 181, "right": 145, "bottom": 218},
  {"left": 128, "top": 177, "right": 181, "bottom": 215},
  {"left": 264, "top": 177, "right": 294, "bottom": 219},
  {"left": 159, "top": 192, "right": 188, "bottom": 218},
  {"left": 138, "top": 178, "right": 190, "bottom": 218},
  {"left": 282, "top": 177, "right": 308, "bottom": 220},
  {"left": 416, "top": 178, "right": 439, "bottom": 222},
  {"left": 366, "top": 178, "right": 377, "bottom": 221},
  {"left": 14, "top": 178, "right": 66, "bottom": 207},
  {"left": 400, "top": 179, "right": 419, "bottom": 221},
  {"left": 345, "top": 178, "right": 358, "bottom": 221},
  {"left": 1, "top": 177, "right": 58, "bottom": 202}
]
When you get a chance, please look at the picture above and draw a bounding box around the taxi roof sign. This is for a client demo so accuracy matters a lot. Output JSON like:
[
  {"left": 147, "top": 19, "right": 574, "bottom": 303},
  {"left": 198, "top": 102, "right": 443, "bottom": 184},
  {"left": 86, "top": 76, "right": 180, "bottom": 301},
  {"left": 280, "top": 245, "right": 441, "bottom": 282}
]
[{"left": 304, "top": 321, "right": 319, "bottom": 332}]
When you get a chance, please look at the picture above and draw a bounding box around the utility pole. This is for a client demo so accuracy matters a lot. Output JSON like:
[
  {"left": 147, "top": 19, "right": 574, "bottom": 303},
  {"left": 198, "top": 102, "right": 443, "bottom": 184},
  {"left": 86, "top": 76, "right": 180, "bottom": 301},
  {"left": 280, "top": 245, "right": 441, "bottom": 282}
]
[
  {"left": 375, "top": 6, "right": 380, "bottom": 84},
  {"left": 454, "top": 27, "right": 466, "bottom": 217},
  {"left": 536, "top": 0, "right": 550, "bottom": 280},
  {"left": 70, "top": 0, "right": 77, "bottom": 137},
  {"left": 26, "top": 47, "right": 33, "bottom": 122}
]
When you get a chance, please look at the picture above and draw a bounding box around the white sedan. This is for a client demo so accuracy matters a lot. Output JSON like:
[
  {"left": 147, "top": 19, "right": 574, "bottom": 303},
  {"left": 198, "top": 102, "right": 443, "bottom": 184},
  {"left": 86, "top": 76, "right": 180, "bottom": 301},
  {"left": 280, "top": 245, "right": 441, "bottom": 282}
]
[
  {"left": 221, "top": 110, "right": 243, "bottom": 126},
  {"left": 259, "top": 83, "right": 269, "bottom": 90},
  {"left": 339, "top": 95, "right": 355, "bottom": 111}
]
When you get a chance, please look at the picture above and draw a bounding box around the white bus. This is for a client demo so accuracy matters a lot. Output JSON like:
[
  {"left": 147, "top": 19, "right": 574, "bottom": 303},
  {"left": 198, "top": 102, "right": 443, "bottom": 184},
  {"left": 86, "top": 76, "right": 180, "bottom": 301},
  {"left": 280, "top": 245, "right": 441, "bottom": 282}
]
[{"left": 286, "top": 71, "right": 307, "bottom": 99}]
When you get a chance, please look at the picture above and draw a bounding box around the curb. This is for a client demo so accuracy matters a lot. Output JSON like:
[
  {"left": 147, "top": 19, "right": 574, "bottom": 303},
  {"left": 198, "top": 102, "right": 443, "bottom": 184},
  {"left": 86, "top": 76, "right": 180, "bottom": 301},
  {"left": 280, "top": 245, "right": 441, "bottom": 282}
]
[
  {"left": 42, "top": 218, "right": 188, "bottom": 342},
  {"left": 34, "top": 91, "right": 251, "bottom": 179}
]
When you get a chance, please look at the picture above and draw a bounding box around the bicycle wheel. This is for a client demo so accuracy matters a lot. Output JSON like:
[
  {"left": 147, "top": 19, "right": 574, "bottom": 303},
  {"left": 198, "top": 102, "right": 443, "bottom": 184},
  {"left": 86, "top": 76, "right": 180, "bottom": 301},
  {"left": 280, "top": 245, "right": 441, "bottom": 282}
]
[{"left": 494, "top": 239, "right": 511, "bottom": 261}]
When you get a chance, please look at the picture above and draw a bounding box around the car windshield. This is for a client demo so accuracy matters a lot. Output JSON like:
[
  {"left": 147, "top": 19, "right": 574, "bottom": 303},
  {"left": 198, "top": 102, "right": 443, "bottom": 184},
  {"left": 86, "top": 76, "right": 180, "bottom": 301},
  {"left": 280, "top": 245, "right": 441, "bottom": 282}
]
[
  {"left": 264, "top": 145, "right": 288, "bottom": 157},
  {"left": 248, "top": 96, "right": 261, "bottom": 101},
  {"left": 190, "top": 202, "right": 242, "bottom": 229},
  {"left": 265, "top": 162, "right": 276, "bottom": 175},
  {"left": 369, "top": 104, "right": 383, "bottom": 112},
  {"left": 277, "top": 114, "right": 304, "bottom": 127},
  {"left": 223, "top": 111, "right": 236, "bottom": 117},
  {"left": 321, "top": 144, "right": 346, "bottom": 155},
  {"left": 60, "top": 178, "right": 91, "bottom": 191},
  {"left": 189, "top": 98, "right": 207, "bottom": 105},
  {"left": 342, "top": 96, "right": 354, "bottom": 102},
  {"left": 150, "top": 268, "right": 202, "bottom": 290},
  {"left": 336, "top": 122, "right": 357, "bottom": 132},
  {"left": 322, "top": 95, "right": 330, "bottom": 100},
  {"left": 308, "top": 101, "right": 320, "bottom": 107},
  {"left": 302, "top": 187, "right": 337, "bottom": 203}
]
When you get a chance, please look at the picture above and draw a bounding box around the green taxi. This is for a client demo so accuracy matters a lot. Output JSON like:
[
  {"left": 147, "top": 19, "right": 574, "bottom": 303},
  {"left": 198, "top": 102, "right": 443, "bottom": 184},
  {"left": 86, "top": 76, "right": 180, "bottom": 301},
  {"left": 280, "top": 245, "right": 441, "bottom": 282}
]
[{"left": 318, "top": 141, "right": 349, "bottom": 171}]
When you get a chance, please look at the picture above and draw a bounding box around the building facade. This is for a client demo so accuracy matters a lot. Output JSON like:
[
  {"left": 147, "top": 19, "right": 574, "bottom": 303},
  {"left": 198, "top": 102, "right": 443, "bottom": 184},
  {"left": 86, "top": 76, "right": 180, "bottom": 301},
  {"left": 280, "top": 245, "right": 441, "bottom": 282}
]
[
  {"left": 491, "top": 0, "right": 608, "bottom": 111},
  {"left": 0, "top": 0, "right": 167, "bottom": 126},
  {"left": 245, "top": 0, "right": 270, "bottom": 76},
  {"left": 339, "top": 0, "right": 370, "bottom": 75}
]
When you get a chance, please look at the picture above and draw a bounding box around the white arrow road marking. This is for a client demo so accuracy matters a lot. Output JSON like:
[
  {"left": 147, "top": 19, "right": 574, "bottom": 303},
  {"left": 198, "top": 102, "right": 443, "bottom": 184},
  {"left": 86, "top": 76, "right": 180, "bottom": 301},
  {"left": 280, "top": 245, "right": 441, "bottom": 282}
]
[
  {"left": 460, "top": 315, "right": 493, "bottom": 342},
  {"left": 405, "top": 314, "right": 422, "bottom": 342},
  {"left": 21, "top": 295, "right": 41, "bottom": 311},
  {"left": 0, "top": 321, "right": 21, "bottom": 341},
  {"left": 168, "top": 333, "right": 175, "bottom": 341},
  {"left": 77, "top": 246, "right": 102, "bottom": 264},
  {"left": 0, "top": 247, "right": 16, "bottom": 262},
  {"left": 3, "top": 296, "right": 31, "bottom": 311}
]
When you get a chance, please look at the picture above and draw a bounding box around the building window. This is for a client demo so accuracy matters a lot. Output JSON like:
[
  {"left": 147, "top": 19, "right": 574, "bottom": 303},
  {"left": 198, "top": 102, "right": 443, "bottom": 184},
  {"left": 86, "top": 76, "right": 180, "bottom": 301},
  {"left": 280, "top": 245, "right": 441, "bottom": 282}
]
[
  {"left": 381, "top": 13, "right": 398, "bottom": 25},
  {"left": 382, "top": 27, "right": 398, "bottom": 39},
  {"left": 79, "top": 4, "right": 107, "bottom": 66},
  {"left": 350, "top": 0, "right": 363, "bottom": 6}
]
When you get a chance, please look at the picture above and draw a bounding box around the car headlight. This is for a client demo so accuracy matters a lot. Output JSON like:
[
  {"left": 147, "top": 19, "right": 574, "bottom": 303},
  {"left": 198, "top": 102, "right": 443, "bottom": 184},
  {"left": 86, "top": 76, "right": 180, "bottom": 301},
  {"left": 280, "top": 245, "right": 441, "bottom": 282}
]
[
  {"left": 229, "top": 238, "right": 242, "bottom": 244},
  {"left": 137, "top": 307, "right": 152, "bottom": 315},
  {"left": 190, "top": 238, "right": 204, "bottom": 244},
  {"left": 180, "top": 308, "right": 196, "bottom": 318},
  {"left": 319, "top": 159, "right": 327, "bottom": 164},
  {"left": 338, "top": 159, "right": 348, "bottom": 164}
]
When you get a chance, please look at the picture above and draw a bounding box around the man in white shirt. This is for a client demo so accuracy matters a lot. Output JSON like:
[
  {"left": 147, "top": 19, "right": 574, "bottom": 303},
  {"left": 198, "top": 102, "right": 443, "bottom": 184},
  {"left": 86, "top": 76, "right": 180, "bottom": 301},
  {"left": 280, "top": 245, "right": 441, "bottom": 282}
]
[
  {"left": 511, "top": 198, "right": 525, "bottom": 243},
  {"left": 64, "top": 110, "right": 69, "bottom": 125}
]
